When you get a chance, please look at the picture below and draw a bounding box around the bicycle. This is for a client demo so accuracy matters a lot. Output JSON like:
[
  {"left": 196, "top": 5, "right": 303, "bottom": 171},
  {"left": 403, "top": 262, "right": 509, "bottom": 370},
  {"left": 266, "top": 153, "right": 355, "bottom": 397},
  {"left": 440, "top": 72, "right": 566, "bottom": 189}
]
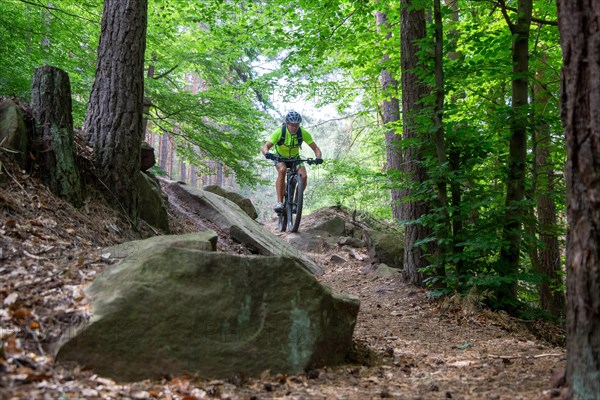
[{"left": 270, "top": 156, "right": 319, "bottom": 233}]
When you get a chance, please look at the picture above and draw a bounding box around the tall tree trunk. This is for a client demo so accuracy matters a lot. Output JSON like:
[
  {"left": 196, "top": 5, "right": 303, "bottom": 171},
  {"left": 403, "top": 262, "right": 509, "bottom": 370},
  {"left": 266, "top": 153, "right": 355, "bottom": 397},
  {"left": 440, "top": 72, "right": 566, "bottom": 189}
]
[
  {"left": 375, "top": 10, "right": 402, "bottom": 221},
  {"left": 557, "top": 1, "right": 600, "bottom": 398},
  {"left": 159, "top": 131, "right": 169, "bottom": 171},
  {"left": 432, "top": 0, "right": 449, "bottom": 277},
  {"left": 497, "top": 0, "right": 533, "bottom": 309},
  {"left": 30, "top": 66, "right": 82, "bottom": 206},
  {"left": 533, "top": 53, "right": 565, "bottom": 316},
  {"left": 444, "top": 0, "right": 466, "bottom": 281},
  {"left": 401, "top": 0, "right": 433, "bottom": 286},
  {"left": 216, "top": 162, "right": 223, "bottom": 186},
  {"left": 190, "top": 164, "right": 198, "bottom": 187},
  {"left": 84, "top": 0, "right": 148, "bottom": 221},
  {"left": 179, "top": 161, "right": 187, "bottom": 182}
]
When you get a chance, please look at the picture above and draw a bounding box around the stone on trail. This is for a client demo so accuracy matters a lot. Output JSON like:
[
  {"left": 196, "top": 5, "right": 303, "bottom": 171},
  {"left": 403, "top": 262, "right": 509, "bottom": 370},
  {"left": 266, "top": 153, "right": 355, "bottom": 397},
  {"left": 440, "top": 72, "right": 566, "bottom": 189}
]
[{"left": 56, "top": 236, "right": 360, "bottom": 382}]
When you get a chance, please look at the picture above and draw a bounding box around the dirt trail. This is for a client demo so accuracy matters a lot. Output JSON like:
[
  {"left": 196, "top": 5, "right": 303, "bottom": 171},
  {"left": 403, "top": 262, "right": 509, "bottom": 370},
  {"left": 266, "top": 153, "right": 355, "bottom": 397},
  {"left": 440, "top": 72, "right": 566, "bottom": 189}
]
[{"left": 0, "top": 174, "right": 566, "bottom": 399}]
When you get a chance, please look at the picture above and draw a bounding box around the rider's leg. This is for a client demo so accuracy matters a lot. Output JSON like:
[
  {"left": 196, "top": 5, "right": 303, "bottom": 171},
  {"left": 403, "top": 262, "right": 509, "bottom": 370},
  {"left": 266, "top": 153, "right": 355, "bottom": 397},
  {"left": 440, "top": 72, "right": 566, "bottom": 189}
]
[
  {"left": 276, "top": 162, "right": 286, "bottom": 203},
  {"left": 298, "top": 166, "right": 308, "bottom": 190}
]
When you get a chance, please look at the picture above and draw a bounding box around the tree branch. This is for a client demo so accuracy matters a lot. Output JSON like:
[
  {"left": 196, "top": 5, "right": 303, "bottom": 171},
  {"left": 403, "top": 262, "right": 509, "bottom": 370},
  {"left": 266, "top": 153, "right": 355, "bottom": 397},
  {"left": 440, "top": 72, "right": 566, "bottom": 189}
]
[
  {"left": 15, "top": 0, "right": 98, "bottom": 23},
  {"left": 152, "top": 65, "right": 180, "bottom": 80}
]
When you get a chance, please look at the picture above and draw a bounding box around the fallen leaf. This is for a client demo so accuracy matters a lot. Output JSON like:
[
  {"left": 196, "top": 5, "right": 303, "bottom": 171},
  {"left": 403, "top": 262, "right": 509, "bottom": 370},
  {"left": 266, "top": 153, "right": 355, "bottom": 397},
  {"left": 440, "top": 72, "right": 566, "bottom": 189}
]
[
  {"left": 12, "top": 307, "right": 31, "bottom": 320},
  {"left": 3, "top": 292, "right": 18, "bottom": 306}
]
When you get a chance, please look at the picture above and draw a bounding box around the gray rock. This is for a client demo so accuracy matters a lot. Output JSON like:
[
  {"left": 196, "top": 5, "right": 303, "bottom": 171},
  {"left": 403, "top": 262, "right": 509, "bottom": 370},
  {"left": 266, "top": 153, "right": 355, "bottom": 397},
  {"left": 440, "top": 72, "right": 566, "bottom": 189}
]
[
  {"left": 0, "top": 99, "right": 28, "bottom": 168},
  {"left": 56, "top": 244, "right": 359, "bottom": 382},
  {"left": 374, "top": 263, "right": 401, "bottom": 278},
  {"left": 337, "top": 236, "right": 365, "bottom": 248},
  {"left": 102, "top": 231, "right": 217, "bottom": 260},
  {"left": 330, "top": 254, "right": 346, "bottom": 264},
  {"left": 166, "top": 181, "right": 322, "bottom": 275},
  {"left": 286, "top": 231, "right": 327, "bottom": 252},
  {"left": 364, "top": 230, "right": 403, "bottom": 269},
  {"left": 137, "top": 171, "right": 169, "bottom": 232},
  {"left": 140, "top": 141, "right": 155, "bottom": 171},
  {"left": 304, "top": 216, "right": 346, "bottom": 237},
  {"left": 204, "top": 185, "right": 258, "bottom": 220}
]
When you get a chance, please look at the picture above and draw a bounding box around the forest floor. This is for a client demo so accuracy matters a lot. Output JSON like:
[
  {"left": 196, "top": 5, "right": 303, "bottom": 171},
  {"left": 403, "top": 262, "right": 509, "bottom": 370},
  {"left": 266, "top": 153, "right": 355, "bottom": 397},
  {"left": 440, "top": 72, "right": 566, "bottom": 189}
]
[{"left": 0, "top": 159, "right": 568, "bottom": 400}]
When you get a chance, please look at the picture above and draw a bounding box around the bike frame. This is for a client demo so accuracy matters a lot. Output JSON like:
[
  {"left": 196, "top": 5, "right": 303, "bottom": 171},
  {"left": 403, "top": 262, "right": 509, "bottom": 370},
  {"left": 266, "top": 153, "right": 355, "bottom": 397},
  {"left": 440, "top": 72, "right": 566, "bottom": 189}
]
[{"left": 273, "top": 157, "right": 316, "bottom": 233}]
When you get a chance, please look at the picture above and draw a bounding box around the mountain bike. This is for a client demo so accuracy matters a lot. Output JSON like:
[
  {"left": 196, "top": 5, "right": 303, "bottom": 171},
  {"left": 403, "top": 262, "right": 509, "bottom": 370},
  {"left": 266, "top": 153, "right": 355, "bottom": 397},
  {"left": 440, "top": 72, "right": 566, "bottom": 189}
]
[{"left": 272, "top": 156, "right": 319, "bottom": 233}]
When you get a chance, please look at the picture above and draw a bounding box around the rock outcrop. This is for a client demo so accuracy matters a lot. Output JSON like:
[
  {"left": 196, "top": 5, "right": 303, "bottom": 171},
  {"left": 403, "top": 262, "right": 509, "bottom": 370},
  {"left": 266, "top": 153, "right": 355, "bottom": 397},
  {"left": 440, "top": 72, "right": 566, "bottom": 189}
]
[
  {"left": 165, "top": 181, "right": 322, "bottom": 275},
  {"left": 56, "top": 232, "right": 359, "bottom": 382}
]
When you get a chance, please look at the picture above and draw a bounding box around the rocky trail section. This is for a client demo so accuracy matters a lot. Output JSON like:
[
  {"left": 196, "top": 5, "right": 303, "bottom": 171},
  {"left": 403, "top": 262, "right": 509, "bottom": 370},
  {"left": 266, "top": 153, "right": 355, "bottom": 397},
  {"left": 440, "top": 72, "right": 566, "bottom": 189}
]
[{"left": 0, "top": 169, "right": 567, "bottom": 399}]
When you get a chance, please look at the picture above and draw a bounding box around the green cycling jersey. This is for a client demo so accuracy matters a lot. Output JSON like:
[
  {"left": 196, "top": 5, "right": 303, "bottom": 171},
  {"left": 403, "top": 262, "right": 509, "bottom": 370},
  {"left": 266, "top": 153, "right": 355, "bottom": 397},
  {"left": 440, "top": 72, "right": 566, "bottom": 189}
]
[{"left": 268, "top": 126, "right": 315, "bottom": 158}]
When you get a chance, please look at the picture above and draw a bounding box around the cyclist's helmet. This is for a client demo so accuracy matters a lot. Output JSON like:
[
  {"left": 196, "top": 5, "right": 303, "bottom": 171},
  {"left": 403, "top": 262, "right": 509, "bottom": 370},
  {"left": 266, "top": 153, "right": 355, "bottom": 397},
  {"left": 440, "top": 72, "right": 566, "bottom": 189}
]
[{"left": 285, "top": 110, "right": 303, "bottom": 124}]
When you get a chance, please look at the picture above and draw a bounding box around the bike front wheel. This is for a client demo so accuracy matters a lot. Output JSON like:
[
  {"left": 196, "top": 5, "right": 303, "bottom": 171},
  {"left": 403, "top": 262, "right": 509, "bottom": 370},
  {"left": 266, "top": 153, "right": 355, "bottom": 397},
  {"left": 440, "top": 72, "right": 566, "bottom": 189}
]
[
  {"left": 277, "top": 205, "right": 287, "bottom": 232},
  {"left": 287, "top": 175, "right": 304, "bottom": 232}
]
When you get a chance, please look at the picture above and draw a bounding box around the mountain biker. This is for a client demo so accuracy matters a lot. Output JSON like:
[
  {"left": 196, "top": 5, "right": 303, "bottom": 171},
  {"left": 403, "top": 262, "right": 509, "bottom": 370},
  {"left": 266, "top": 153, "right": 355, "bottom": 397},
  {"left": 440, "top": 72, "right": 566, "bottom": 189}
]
[{"left": 261, "top": 110, "right": 323, "bottom": 212}]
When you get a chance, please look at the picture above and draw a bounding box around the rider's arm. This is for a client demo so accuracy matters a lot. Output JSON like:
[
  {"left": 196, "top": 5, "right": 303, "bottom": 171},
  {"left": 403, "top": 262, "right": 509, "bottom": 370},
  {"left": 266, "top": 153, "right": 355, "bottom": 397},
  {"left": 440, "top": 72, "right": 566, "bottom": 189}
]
[
  {"left": 261, "top": 141, "right": 274, "bottom": 156},
  {"left": 308, "top": 142, "right": 322, "bottom": 159}
]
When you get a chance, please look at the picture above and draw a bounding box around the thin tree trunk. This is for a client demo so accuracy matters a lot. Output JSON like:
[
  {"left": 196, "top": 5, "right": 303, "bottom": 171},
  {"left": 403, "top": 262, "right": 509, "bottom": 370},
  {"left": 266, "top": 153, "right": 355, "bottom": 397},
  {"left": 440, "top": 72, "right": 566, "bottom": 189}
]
[
  {"left": 375, "top": 10, "right": 402, "bottom": 221},
  {"left": 401, "top": 0, "right": 433, "bottom": 286},
  {"left": 159, "top": 131, "right": 169, "bottom": 171},
  {"left": 179, "top": 161, "right": 187, "bottom": 182},
  {"left": 444, "top": 0, "right": 466, "bottom": 281},
  {"left": 84, "top": 0, "right": 148, "bottom": 221},
  {"left": 498, "top": 0, "right": 533, "bottom": 309},
  {"left": 432, "top": 0, "right": 449, "bottom": 277},
  {"left": 190, "top": 164, "right": 197, "bottom": 187},
  {"left": 557, "top": 1, "right": 600, "bottom": 397},
  {"left": 533, "top": 53, "right": 565, "bottom": 316}
]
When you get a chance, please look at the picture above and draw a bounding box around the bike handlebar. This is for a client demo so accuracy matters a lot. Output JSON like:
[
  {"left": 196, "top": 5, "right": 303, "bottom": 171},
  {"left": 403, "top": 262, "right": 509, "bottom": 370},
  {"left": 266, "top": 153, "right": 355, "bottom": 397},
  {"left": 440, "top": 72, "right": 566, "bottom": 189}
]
[{"left": 268, "top": 156, "right": 322, "bottom": 166}]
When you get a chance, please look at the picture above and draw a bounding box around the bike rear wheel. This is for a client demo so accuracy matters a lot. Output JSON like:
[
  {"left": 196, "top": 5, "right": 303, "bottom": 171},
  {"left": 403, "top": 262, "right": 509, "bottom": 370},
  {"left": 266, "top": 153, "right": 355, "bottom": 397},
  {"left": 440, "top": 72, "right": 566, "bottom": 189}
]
[{"left": 287, "top": 175, "right": 304, "bottom": 232}]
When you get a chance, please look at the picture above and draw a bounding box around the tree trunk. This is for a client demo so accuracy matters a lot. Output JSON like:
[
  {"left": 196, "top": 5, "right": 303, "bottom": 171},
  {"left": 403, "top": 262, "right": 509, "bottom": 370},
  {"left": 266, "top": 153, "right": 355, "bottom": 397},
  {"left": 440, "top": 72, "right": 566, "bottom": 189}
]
[
  {"left": 375, "top": 10, "right": 402, "bottom": 222},
  {"left": 216, "top": 162, "right": 223, "bottom": 186},
  {"left": 498, "top": 0, "right": 532, "bottom": 309},
  {"left": 84, "top": 0, "right": 148, "bottom": 221},
  {"left": 432, "top": 0, "right": 449, "bottom": 277},
  {"left": 444, "top": 0, "right": 466, "bottom": 281},
  {"left": 190, "top": 164, "right": 197, "bottom": 187},
  {"left": 179, "top": 161, "right": 187, "bottom": 182},
  {"left": 533, "top": 53, "right": 565, "bottom": 316},
  {"left": 159, "top": 131, "right": 169, "bottom": 171},
  {"left": 558, "top": 1, "right": 600, "bottom": 398},
  {"left": 30, "top": 65, "right": 82, "bottom": 207},
  {"left": 401, "top": 0, "right": 433, "bottom": 286}
]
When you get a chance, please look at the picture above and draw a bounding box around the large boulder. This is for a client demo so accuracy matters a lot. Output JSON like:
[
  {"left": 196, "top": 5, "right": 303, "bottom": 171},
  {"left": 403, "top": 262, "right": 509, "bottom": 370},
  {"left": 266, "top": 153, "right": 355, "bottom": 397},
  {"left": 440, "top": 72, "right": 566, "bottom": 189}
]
[
  {"left": 364, "top": 230, "right": 404, "bottom": 269},
  {"left": 0, "top": 99, "right": 28, "bottom": 168},
  {"left": 165, "top": 181, "right": 322, "bottom": 275},
  {"left": 56, "top": 234, "right": 359, "bottom": 382},
  {"left": 140, "top": 141, "right": 155, "bottom": 171},
  {"left": 203, "top": 185, "right": 258, "bottom": 220},
  {"left": 304, "top": 215, "right": 346, "bottom": 237},
  {"left": 137, "top": 171, "right": 169, "bottom": 232}
]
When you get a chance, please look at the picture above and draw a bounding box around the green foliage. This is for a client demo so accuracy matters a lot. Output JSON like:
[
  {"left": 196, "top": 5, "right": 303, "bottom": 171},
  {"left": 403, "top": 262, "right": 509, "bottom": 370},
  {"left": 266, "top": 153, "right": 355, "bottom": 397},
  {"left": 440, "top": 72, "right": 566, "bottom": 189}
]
[{"left": 0, "top": 0, "right": 101, "bottom": 122}]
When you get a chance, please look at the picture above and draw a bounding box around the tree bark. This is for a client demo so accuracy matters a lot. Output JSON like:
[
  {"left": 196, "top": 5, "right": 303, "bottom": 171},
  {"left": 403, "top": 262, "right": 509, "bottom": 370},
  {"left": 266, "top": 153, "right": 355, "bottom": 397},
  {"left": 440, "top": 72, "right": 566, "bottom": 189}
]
[
  {"left": 432, "top": 0, "right": 449, "bottom": 277},
  {"left": 557, "top": 1, "right": 600, "bottom": 398},
  {"left": 401, "top": 0, "right": 433, "bottom": 286},
  {"left": 30, "top": 65, "right": 82, "bottom": 206},
  {"left": 84, "top": 0, "right": 148, "bottom": 221},
  {"left": 375, "top": 10, "right": 402, "bottom": 222},
  {"left": 445, "top": 0, "right": 466, "bottom": 281},
  {"left": 533, "top": 53, "right": 565, "bottom": 316},
  {"left": 498, "top": 0, "right": 532, "bottom": 309},
  {"left": 159, "top": 130, "right": 169, "bottom": 171}
]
